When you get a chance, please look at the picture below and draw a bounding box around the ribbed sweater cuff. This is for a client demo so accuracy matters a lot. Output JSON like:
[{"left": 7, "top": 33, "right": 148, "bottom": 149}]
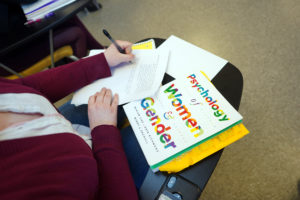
[
  {"left": 91, "top": 125, "right": 123, "bottom": 152},
  {"left": 84, "top": 53, "right": 111, "bottom": 81}
]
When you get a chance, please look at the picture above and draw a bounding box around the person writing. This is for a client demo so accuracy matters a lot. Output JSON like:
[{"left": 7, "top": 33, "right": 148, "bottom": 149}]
[{"left": 0, "top": 41, "right": 139, "bottom": 199}]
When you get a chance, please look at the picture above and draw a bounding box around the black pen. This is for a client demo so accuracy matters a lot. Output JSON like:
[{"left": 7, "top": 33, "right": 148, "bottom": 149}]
[{"left": 103, "top": 29, "right": 126, "bottom": 54}]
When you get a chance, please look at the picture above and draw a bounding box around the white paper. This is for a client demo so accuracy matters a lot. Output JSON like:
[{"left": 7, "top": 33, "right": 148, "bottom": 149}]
[
  {"left": 158, "top": 35, "right": 228, "bottom": 80},
  {"left": 87, "top": 49, "right": 105, "bottom": 57},
  {"left": 71, "top": 49, "right": 169, "bottom": 106}
]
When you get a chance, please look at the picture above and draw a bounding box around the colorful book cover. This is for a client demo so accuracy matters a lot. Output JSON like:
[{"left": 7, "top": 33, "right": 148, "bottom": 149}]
[{"left": 123, "top": 72, "right": 243, "bottom": 169}]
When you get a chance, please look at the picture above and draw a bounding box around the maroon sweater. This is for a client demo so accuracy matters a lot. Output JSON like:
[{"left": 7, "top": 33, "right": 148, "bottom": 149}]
[{"left": 0, "top": 54, "right": 138, "bottom": 200}]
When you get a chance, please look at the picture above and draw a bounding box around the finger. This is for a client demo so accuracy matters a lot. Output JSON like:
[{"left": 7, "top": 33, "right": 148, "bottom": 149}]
[
  {"left": 119, "top": 53, "right": 135, "bottom": 62},
  {"left": 125, "top": 46, "right": 132, "bottom": 54},
  {"left": 116, "top": 40, "right": 133, "bottom": 49},
  {"left": 103, "top": 89, "right": 112, "bottom": 105},
  {"left": 112, "top": 93, "right": 119, "bottom": 109},
  {"left": 88, "top": 94, "right": 96, "bottom": 105},
  {"left": 96, "top": 88, "right": 106, "bottom": 103}
]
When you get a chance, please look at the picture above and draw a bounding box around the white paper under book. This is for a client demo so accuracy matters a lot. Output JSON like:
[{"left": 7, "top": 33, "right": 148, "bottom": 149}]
[
  {"left": 123, "top": 72, "right": 243, "bottom": 169},
  {"left": 158, "top": 35, "right": 227, "bottom": 80}
]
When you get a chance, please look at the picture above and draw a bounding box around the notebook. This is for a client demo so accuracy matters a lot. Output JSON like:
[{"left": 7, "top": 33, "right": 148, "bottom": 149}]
[{"left": 21, "top": 0, "right": 76, "bottom": 21}]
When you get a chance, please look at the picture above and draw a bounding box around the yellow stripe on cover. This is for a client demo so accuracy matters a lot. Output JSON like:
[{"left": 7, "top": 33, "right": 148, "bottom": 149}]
[
  {"left": 159, "top": 71, "right": 249, "bottom": 173},
  {"left": 159, "top": 123, "right": 249, "bottom": 173}
]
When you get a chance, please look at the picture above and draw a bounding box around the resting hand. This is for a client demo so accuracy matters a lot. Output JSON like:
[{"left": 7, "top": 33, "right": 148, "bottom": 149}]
[
  {"left": 104, "top": 40, "right": 134, "bottom": 67},
  {"left": 88, "top": 88, "right": 119, "bottom": 130}
]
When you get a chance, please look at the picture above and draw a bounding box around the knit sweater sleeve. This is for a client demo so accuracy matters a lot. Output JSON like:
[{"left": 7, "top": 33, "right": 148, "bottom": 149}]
[
  {"left": 12, "top": 53, "right": 111, "bottom": 103},
  {"left": 91, "top": 125, "right": 139, "bottom": 200}
]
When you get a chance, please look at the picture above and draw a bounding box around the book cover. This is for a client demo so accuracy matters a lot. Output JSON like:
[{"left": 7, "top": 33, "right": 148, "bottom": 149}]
[{"left": 123, "top": 72, "right": 243, "bottom": 169}]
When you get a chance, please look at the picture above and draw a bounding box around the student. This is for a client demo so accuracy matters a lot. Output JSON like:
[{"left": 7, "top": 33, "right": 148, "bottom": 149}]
[{"left": 0, "top": 41, "right": 142, "bottom": 200}]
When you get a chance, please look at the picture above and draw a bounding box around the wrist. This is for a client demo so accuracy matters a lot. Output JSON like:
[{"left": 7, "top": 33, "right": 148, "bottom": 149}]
[{"left": 103, "top": 51, "right": 112, "bottom": 67}]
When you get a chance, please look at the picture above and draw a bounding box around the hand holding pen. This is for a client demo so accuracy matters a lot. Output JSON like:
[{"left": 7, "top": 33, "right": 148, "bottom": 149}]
[
  {"left": 103, "top": 29, "right": 134, "bottom": 67},
  {"left": 103, "top": 29, "right": 126, "bottom": 53}
]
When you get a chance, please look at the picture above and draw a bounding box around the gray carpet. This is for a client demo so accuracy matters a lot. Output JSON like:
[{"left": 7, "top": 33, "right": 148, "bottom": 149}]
[{"left": 78, "top": 0, "right": 300, "bottom": 199}]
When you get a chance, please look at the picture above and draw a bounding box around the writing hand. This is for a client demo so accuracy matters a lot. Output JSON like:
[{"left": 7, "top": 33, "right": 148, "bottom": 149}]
[{"left": 104, "top": 40, "right": 134, "bottom": 67}]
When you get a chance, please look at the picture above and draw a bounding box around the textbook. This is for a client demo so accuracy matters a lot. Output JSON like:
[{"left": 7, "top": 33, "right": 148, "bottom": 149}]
[{"left": 123, "top": 72, "right": 243, "bottom": 170}]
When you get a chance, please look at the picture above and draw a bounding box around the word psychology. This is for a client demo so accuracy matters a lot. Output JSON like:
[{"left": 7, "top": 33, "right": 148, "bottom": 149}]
[{"left": 187, "top": 74, "right": 229, "bottom": 121}]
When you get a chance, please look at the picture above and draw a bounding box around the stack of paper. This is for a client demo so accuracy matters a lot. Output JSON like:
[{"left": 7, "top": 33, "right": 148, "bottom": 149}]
[{"left": 71, "top": 48, "right": 169, "bottom": 105}]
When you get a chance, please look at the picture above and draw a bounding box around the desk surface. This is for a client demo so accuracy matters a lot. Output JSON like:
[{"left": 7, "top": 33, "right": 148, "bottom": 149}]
[{"left": 0, "top": 0, "right": 91, "bottom": 57}]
